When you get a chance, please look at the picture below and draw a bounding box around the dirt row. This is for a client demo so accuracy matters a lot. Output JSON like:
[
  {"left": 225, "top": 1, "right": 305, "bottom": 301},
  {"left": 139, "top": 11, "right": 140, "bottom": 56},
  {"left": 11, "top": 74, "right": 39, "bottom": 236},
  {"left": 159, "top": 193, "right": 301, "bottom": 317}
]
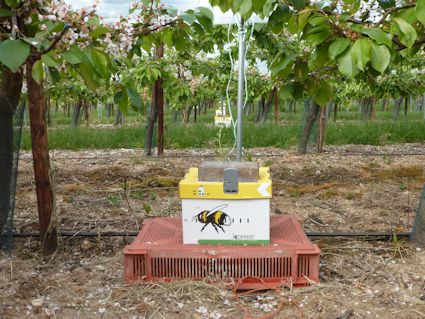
[{"left": 1, "top": 144, "right": 425, "bottom": 318}]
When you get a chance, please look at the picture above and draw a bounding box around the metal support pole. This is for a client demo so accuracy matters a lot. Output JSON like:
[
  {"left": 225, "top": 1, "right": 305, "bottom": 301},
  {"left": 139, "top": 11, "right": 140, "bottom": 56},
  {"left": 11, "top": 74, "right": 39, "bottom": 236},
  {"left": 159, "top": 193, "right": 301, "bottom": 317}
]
[{"left": 236, "top": 18, "right": 246, "bottom": 161}]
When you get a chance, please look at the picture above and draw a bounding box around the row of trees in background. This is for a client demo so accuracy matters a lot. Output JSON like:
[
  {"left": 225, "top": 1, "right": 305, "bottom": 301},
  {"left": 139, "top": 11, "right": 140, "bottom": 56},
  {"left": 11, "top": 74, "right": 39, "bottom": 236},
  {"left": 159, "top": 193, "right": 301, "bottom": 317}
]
[{"left": 1, "top": 0, "right": 425, "bottom": 254}]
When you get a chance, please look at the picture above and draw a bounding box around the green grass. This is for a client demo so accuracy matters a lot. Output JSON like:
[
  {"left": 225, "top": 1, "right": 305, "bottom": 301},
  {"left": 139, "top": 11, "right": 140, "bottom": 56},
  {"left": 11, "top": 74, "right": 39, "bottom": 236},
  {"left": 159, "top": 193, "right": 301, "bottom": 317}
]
[
  {"left": 20, "top": 119, "right": 425, "bottom": 150},
  {"left": 327, "top": 120, "right": 425, "bottom": 145}
]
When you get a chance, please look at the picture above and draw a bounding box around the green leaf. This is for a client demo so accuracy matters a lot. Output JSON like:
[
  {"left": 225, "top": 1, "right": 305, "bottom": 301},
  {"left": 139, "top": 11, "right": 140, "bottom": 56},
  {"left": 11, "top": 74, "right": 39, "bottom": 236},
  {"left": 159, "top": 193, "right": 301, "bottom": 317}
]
[
  {"left": 287, "top": 14, "right": 298, "bottom": 34},
  {"left": 78, "top": 61, "right": 99, "bottom": 91},
  {"left": 90, "top": 26, "right": 109, "bottom": 38},
  {"left": 5, "top": 0, "right": 20, "bottom": 8},
  {"left": 398, "top": 8, "right": 417, "bottom": 25},
  {"left": 268, "top": 4, "right": 290, "bottom": 33},
  {"left": 181, "top": 12, "right": 197, "bottom": 25},
  {"left": 370, "top": 43, "right": 390, "bottom": 73},
  {"left": 41, "top": 52, "right": 58, "bottom": 67},
  {"left": 213, "top": 0, "right": 232, "bottom": 12},
  {"left": 307, "top": 29, "right": 331, "bottom": 46},
  {"left": 172, "top": 31, "right": 190, "bottom": 52},
  {"left": 294, "top": 62, "right": 309, "bottom": 81},
  {"left": 62, "top": 51, "right": 82, "bottom": 65},
  {"left": 351, "top": 38, "right": 371, "bottom": 71},
  {"left": 195, "top": 13, "right": 213, "bottom": 33},
  {"left": 392, "top": 18, "right": 417, "bottom": 48},
  {"left": 126, "top": 87, "right": 142, "bottom": 109},
  {"left": 298, "top": 9, "right": 313, "bottom": 31},
  {"left": 292, "top": 83, "right": 304, "bottom": 100},
  {"left": 313, "top": 81, "right": 333, "bottom": 107},
  {"left": 0, "top": 9, "right": 12, "bottom": 17},
  {"left": 252, "top": 0, "right": 266, "bottom": 11},
  {"left": 270, "top": 54, "right": 295, "bottom": 76},
  {"left": 416, "top": 0, "right": 425, "bottom": 26},
  {"left": 338, "top": 51, "right": 356, "bottom": 78},
  {"left": 262, "top": 0, "right": 275, "bottom": 16},
  {"left": 309, "top": 44, "right": 329, "bottom": 70},
  {"left": 289, "top": 0, "right": 306, "bottom": 10},
  {"left": 90, "top": 49, "right": 110, "bottom": 79},
  {"left": 62, "top": 45, "right": 84, "bottom": 65},
  {"left": 161, "top": 28, "right": 174, "bottom": 46},
  {"left": 48, "top": 67, "right": 60, "bottom": 83},
  {"left": 87, "top": 16, "right": 101, "bottom": 27},
  {"left": 239, "top": 0, "right": 252, "bottom": 16},
  {"left": 279, "top": 83, "right": 294, "bottom": 99},
  {"left": 31, "top": 60, "right": 44, "bottom": 85},
  {"left": 328, "top": 38, "right": 351, "bottom": 60},
  {"left": 197, "top": 7, "right": 214, "bottom": 20},
  {"left": 361, "top": 28, "right": 392, "bottom": 47},
  {"left": 232, "top": 0, "right": 244, "bottom": 12},
  {"left": 378, "top": 0, "right": 395, "bottom": 9},
  {"left": 165, "top": 5, "right": 178, "bottom": 16},
  {"left": 0, "top": 40, "right": 30, "bottom": 73},
  {"left": 118, "top": 91, "right": 129, "bottom": 115}
]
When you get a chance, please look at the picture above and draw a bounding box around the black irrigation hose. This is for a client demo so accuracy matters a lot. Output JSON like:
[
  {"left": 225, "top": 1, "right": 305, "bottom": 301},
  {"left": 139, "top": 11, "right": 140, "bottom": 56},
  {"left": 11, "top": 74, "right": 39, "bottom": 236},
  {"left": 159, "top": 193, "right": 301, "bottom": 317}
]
[
  {"left": 11, "top": 231, "right": 411, "bottom": 239},
  {"left": 18, "top": 152, "right": 425, "bottom": 161}
]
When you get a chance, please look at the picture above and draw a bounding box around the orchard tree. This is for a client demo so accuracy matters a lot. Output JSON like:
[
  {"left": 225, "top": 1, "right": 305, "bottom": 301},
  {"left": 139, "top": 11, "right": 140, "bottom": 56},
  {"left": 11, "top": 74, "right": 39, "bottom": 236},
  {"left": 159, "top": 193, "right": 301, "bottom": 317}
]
[
  {"left": 210, "top": 0, "right": 425, "bottom": 153},
  {"left": 0, "top": 0, "right": 211, "bottom": 255},
  {"left": 111, "top": 2, "right": 215, "bottom": 155},
  {"left": 0, "top": 0, "right": 112, "bottom": 255}
]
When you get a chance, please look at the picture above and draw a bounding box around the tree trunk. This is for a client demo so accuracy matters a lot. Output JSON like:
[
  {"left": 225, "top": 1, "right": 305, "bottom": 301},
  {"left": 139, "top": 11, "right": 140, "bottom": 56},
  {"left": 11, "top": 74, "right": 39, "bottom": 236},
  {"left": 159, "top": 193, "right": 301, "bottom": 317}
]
[
  {"left": 273, "top": 89, "right": 279, "bottom": 123},
  {"left": 183, "top": 106, "right": 193, "bottom": 124},
  {"left": 245, "top": 102, "right": 251, "bottom": 116},
  {"left": 393, "top": 98, "right": 402, "bottom": 121},
  {"left": 0, "top": 67, "right": 23, "bottom": 235},
  {"left": 194, "top": 105, "right": 197, "bottom": 123},
  {"left": 0, "top": 111, "right": 13, "bottom": 233},
  {"left": 316, "top": 105, "right": 327, "bottom": 153},
  {"left": 298, "top": 100, "right": 320, "bottom": 155},
  {"left": 255, "top": 98, "right": 264, "bottom": 122},
  {"left": 404, "top": 97, "right": 408, "bottom": 117},
  {"left": 83, "top": 100, "right": 90, "bottom": 127},
  {"left": 333, "top": 102, "right": 338, "bottom": 122},
  {"left": 157, "top": 74, "right": 164, "bottom": 156},
  {"left": 145, "top": 44, "right": 163, "bottom": 156},
  {"left": 71, "top": 100, "right": 82, "bottom": 128},
  {"left": 360, "top": 98, "right": 369, "bottom": 120},
  {"left": 260, "top": 92, "right": 274, "bottom": 122},
  {"left": 26, "top": 59, "right": 57, "bottom": 256},
  {"left": 46, "top": 96, "right": 52, "bottom": 127},
  {"left": 115, "top": 108, "right": 124, "bottom": 125},
  {"left": 383, "top": 99, "right": 389, "bottom": 112},
  {"left": 172, "top": 109, "right": 178, "bottom": 123},
  {"left": 370, "top": 97, "right": 376, "bottom": 121},
  {"left": 156, "top": 44, "right": 165, "bottom": 156}
]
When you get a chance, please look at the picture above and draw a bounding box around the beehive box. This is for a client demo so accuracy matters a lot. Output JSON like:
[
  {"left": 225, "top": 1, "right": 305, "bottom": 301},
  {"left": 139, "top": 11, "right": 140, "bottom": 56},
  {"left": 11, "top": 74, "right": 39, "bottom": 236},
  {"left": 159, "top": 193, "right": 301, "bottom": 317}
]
[{"left": 179, "top": 162, "right": 272, "bottom": 245}]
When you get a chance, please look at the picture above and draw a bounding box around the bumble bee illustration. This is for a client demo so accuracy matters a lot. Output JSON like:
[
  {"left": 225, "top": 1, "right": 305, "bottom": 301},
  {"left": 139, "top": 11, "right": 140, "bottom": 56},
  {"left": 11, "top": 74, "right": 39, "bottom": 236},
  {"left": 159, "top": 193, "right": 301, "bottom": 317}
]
[{"left": 192, "top": 204, "right": 232, "bottom": 233}]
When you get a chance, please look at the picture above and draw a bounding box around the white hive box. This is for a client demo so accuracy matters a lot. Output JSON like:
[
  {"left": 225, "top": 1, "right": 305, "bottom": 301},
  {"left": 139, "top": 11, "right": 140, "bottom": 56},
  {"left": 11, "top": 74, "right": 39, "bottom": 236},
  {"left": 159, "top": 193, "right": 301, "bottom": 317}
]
[{"left": 179, "top": 162, "right": 272, "bottom": 245}]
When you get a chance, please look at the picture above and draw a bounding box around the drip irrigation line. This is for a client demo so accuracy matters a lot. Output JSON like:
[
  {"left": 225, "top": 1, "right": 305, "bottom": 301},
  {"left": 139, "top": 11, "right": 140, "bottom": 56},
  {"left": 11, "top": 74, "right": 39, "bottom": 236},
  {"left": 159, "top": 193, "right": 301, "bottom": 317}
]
[
  {"left": 11, "top": 230, "right": 411, "bottom": 238},
  {"left": 17, "top": 152, "right": 425, "bottom": 162},
  {"left": 18, "top": 152, "right": 425, "bottom": 161}
]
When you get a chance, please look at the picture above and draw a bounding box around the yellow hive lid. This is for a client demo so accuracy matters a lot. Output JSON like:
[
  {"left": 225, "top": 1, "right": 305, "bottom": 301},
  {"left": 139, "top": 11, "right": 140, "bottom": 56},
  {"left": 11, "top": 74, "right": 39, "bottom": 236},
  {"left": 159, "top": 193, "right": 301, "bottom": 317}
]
[{"left": 179, "top": 167, "right": 272, "bottom": 199}]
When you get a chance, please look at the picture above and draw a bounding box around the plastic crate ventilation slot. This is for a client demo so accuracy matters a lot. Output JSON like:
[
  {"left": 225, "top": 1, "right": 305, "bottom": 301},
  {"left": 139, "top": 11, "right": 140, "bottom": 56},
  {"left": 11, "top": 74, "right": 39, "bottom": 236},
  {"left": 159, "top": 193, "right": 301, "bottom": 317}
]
[{"left": 124, "top": 215, "right": 320, "bottom": 289}]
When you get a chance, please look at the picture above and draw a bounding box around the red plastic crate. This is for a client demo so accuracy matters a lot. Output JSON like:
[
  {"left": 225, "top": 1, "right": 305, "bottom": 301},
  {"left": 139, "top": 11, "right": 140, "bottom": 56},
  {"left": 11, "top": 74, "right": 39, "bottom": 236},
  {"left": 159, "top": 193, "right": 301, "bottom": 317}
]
[{"left": 124, "top": 214, "right": 320, "bottom": 289}]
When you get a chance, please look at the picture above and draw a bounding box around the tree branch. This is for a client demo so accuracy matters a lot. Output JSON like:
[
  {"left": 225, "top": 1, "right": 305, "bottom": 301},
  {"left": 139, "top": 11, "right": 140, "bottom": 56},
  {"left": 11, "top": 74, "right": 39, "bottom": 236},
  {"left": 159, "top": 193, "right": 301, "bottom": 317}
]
[
  {"left": 41, "top": 24, "right": 70, "bottom": 55},
  {"left": 373, "top": 4, "right": 415, "bottom": 27},
  {"left": 395, "top": 37, "right": 425, "bottom": 51},
  {"left": 133, "top": 17, "right": 179, "bottom": 37}
]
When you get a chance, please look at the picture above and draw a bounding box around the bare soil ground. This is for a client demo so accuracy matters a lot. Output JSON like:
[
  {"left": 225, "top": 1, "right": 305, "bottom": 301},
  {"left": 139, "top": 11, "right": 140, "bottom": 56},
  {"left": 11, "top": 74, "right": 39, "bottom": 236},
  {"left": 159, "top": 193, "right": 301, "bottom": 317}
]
[{"left": 2, "top": 144, "right": 425, "bottom": 318}]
